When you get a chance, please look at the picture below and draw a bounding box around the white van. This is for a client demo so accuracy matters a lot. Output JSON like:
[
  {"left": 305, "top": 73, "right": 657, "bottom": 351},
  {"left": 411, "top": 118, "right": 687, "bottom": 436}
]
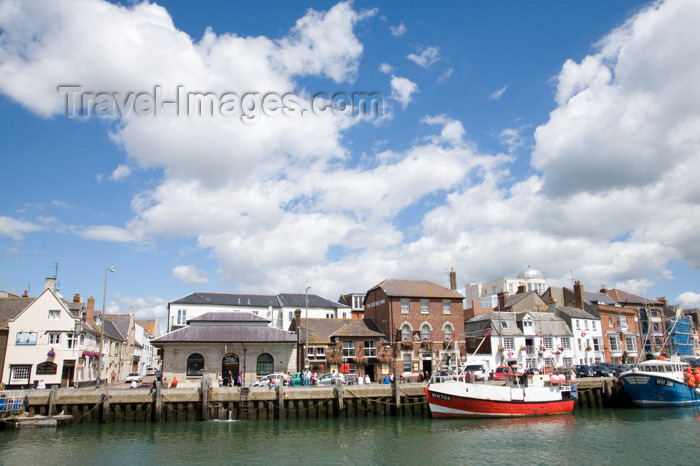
[{"left": 463, "top": 364, "right": 487, "bottom": 381}]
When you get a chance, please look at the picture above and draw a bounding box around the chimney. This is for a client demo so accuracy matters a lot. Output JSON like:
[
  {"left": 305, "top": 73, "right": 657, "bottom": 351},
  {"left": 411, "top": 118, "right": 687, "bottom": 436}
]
[
  {"left": 44, "top": 277, "right": 56, "bottom": 292},
  {"left": 86, "top": 296, "right": 96, "bottom": 325},
  {"left": 22, "top": 290, "right": 28, "bottom": 298},
  {"left": 517, "top": 283, "right": 526, "bottom": 294},
  {"left": 547, "top": 296, "right": 557, "bottom": 313},
  {"left": 657, "top": 297, "right": 667, "bottom": 305},
  {"left": 294, "top": 309, "right": 302, "bottom": 324},
  {"left": 497, "top": 291, "right": 508, "bottom": 310},
  {"left": 449, "top": 267, "right": 457, "bottom": 291},
  {"left": 73, "top": 293, "right": 81, "bottom": 303},
  {"left": 599, "top": 284, "right": 607, "bottom": 293},
  {"left": 574, "top": 281, "right": 584, "bottom": 309}
]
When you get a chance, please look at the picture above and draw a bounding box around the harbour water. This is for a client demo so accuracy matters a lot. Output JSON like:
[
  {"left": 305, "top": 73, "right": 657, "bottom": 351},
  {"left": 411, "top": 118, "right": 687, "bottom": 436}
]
[{"left": 1, "top": 408, "right": 698, "bottom": 465}]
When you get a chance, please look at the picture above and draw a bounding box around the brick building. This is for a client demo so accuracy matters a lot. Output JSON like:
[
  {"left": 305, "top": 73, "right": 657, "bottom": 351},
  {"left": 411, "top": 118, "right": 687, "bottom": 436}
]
[{"left": 363, "top": 278, "right": 464, "bottom": 380}]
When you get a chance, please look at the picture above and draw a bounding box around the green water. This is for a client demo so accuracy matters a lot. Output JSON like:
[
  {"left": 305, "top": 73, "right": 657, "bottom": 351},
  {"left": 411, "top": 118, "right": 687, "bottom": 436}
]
[{"left": 1, "top": 409, "right": 698, "bottom": 465}]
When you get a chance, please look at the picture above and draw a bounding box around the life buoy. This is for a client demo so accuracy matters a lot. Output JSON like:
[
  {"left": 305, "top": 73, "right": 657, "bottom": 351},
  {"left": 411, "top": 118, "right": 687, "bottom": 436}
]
[{"left": 581, "top": 332, "right": 586, "bottom": 337}]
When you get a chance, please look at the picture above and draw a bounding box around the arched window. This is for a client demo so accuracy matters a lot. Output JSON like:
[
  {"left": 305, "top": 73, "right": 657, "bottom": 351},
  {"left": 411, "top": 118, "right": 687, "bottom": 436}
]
[
  {"left": 401, "top": 324, "right": 411, "bottom": 341},
  {"left": 444, "top": 324, "right": 453, "bottom": 340},
  {"left": 256, "top": 353, "right": 274, "bottom": 376},
  {"left": 421, "top": 324, "right": 431, "bottom": 341},
  {"left": 186, "top": 353, "right": 205, "bottom": 376}
]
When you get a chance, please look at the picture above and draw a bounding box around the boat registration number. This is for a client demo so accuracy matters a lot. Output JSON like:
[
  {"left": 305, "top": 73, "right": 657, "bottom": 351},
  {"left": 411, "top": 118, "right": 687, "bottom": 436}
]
[
  {"left": 431, "top": 392, "right": 452, "bottom": 401},
  {"left": 655, "top": 379, "right": 674, "bottom": 387}
]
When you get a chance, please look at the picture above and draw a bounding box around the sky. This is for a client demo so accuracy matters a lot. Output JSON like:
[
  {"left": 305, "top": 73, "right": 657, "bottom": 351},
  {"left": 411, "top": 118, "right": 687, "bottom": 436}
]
[{"left": 2, "top": 0, "right": 700, "bottom": 327}]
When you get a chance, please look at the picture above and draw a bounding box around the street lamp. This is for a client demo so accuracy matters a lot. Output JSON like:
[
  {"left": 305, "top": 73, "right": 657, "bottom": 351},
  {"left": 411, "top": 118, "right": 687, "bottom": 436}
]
[
  {"left": 98, "top": 266, "right": 115, "bottom": 386},
  {"left": 305, "top": 286, "right": 310, "bottom": 370}
]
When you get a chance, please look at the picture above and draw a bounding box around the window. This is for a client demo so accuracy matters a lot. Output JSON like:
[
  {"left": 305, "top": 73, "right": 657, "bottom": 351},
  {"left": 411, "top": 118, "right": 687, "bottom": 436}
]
[
  {"left": 186, "top": 353, "right": 205, "bottom": 376},
  {"left": 608, "top": 317, "right": 613, "bottom": 328},
  {"left": 609, "top": 336, "right": 620, "bottom": 352},
  {"left": 593, "top": 338, "right": 602, "bottom": 351},
  {"left": 49, "top": 333, "right": 60, "bottom": 345},
  {"left": 401, "top": 298, "right": 409, "bottom": 314},
  {"left": 444, "top": 324, "right": 453, "bottom": 340},
  {"left": 500, "top": 321, "right": 509, "bottom": 329},
  {"left": 353, "top": 295, "right": 364, "bottom": 309},
  {"left": 442, "top": 300, "right": 451, "bottom": 314},
  {"left": 66, "top": 333, "right": 78, "bottom": 349},
  {"left": 592, "top": 321, "right": 597, "bottom": 331},
  {"left": 561, "top": 338, "right": 571, "bottom": 350},
  {"left": 289, "top": 311, "right": 293, "bottom": 322},
  {"left": 401, "top": 324, "right": 411, "bottom": 341},
  {"left": 625, "top": 336, "right": 636, "bottom": 352},
  {"left": 421, "top": 324, "right": 431, "bottom": 341},
  {"left": 48, "top": 310, "right": 60, "bottom": 320},
  {"left": 315, "top": 347, "right": 325, "bottom": 359},
  {"left": 177, "top": 309, "right": 187, "bottom": 325},
  {"left": 325, "top": 312, "right": 334, "bottom": 318},
  {"left": 364, "top": 340, "right": 377, "bottom": 358},
  {"left": 584, "top": 320, "right": 589, "bottom": 330},
  {"left": 576, "top": 320, "right": 580, "bottom": 330},
  {"left": 420, "top": 299, "right": 429, "bottom": 314},
  {"left": 403, "top": 353, "right": 412, "bottom": 373},
  {"left": 542, "top": 337, "right": 553, "bottom": 349},
  {"left": 563, "top": 357, "right": 573, "bottom": 367},
  {"left": 11, "top": 365, "right": 31, "bottom": 382},
  {"left": 544, "top": 357, "right": 554, "bottom": 368},
  {"left": 503, "top": 337, "right": 514, "bottom": 350},
  {"left": 342, "top": 341, "right": 356, "bottom": 358},
  {"left": 526, "top": 358, "right": 537, "bottom": 369},
  {"left": 617, "top": 316, "right": 628, "bottom": 330},
  {"left": 256, "top": 353, "right": 273, "bottom": 376}
]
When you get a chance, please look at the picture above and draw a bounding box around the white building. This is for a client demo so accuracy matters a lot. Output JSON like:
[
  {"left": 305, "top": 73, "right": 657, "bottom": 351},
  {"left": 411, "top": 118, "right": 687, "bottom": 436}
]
[
  {"left": 2, "top": 286, "right": 102, "bottom": 389},
  {"left": 167, "top": 292, "right": 349, "bottom": 332},
  {"left": 465, "top": 266, "right": 548, "bottom": 305},
  {"left": 549, "top": 302, "right": 605, "bottom": 365},
  {"left": 464, "top": 311, "right": 574, "bottom": 374}
]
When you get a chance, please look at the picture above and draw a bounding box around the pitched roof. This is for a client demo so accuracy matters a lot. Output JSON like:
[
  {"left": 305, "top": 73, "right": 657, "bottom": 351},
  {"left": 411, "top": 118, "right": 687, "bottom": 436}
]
[
  {"left": 105, "top": 314, "right": 130, "bottom": 338},
  {"left": 152, "top": 325, "right": 297, "bottom": 344},
  {"left": 104, "top": 319, "right": 126, "bottom": 341},
  {"left": 136, "top": 320, "right": 159, "bottom": 336},
  {"left": 0, "top": 297, "right": 34, "bottom": 328},
  {"left": 465, "top": 311, "right": 572, "bottom": 337},
  {"left": 604, "top": 288, "right": 661, "bottom": 305},
  {"left": 277, "top": 293, "right": 348, "bottom": 309},
  {"left": 294, "top": 318, "right": 386, "bottom": 344},
  {"left": 370, "top": 279, "right": 463, "bottom": 299},
  {"left": 169, "top": 292, "right": 347, "bottom": 309},
  {"left": 552, "top": 306, "right": 598, "bottom": 320}
]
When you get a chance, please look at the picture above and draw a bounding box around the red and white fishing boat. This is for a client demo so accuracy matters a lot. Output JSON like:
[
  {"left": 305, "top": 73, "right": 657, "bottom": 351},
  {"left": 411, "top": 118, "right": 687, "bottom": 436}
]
[
  {"left": 426, "top": 328, "right": 576, "bottom": 418},
  {"left": 425, "top": 373, "right": 576, "bottom": 418}
]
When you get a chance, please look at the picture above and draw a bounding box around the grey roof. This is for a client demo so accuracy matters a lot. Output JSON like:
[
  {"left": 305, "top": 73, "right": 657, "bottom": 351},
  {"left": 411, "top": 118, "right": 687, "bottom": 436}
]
[
  {"left": 526, "top": 312, "right": 573, "bottom": 336},
  {"left": 170, "top": 292, "right": 347, "bottom": 309},
  {"left": 465, "top": 311, "right": 572, "bottom": 337},
  {"left": 291, "top": 318, "right": 387, "bottom": 344},
  {"left": 104, "top": 319, "right": 126, "bottom": 341},
  {"left": 0, "top": 298, "right": 34, "bottom": 328},
  {"left": 552, "top": 306, "right": 598, "bottom": 320},
  {"left": 582, "top": 290, "right": 618, "bottom": 306},
  {"left": 105, "top": 315, "right": 130, "bottom": 339},
  {"left": 188, "top": 312, "right": 269, "bottom": 323},
  {"left": 152, "top": 325, "right": 297, "bottom": 344}
]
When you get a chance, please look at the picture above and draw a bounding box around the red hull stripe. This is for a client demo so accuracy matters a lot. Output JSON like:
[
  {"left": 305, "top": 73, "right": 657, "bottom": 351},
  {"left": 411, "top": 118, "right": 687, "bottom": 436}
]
[{"left": 425, "top": 388, "right": 574, "bottom": 418}]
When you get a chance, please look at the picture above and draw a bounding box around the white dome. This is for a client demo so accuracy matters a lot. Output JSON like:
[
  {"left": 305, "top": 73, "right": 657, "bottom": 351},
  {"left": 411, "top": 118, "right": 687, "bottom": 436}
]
[{"left": 517, "top": 265, "right": 544, "bottom": 279}]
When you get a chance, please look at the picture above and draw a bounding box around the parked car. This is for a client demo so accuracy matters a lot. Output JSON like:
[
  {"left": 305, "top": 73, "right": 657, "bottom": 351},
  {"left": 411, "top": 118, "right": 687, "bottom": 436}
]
[
  {"left": 524, "top": 367, "right": 540, "bottom": 376},
  {"left": 464, "top": 364, "right": 488, "bottom": 381},
  {"left": 145, "top": 367, "right": 156, "bottom": 376},
  {"left": 493, "top": 366, "right": 514, "bottom": 381},
  {"left": 592, "top": 365, "right": 615, "bottom": 377},
  {"left": 250, "top": 373, "right": 286, "bottom": 387},
  {"left": 125, "top": 372, "right": 142, "bottom": 383},
  {"left": 573, "top": 365, "right": 595, "bottom": 378},
  {"left": 288, "top": 372, "right": 303, "bottom": 386},
  {"left": 317, "top": 373, "right": 346, "bottom": 385}
]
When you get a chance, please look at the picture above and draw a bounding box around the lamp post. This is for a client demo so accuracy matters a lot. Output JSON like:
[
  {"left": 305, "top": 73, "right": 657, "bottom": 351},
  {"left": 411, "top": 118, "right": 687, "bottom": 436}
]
[
  {"left": 98, "top": 266, "right": 115, "bottom": 385},
  {"left": 305, "top": 286, "right": 310, "bottom": 370}
]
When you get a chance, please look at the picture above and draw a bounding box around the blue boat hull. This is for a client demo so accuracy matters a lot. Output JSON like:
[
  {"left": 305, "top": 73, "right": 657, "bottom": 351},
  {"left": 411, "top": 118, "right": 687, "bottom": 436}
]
[{"left": 620, "top": 373, "right": 700, "bottom": 408}]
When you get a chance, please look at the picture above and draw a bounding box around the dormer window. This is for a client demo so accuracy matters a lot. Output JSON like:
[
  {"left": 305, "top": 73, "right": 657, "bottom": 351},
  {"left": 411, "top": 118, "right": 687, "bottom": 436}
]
[{"left": 500, "top": 321, "right": 509, "bottom": 329}]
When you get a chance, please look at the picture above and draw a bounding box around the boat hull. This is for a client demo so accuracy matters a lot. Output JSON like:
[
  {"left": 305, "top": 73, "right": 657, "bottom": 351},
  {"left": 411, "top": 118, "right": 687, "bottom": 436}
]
[
  {"left": 425, "top": 382, "right": 574, "bottom": 419},
  {"left": 620, "top": 373, "right": 700, "bottom": 408}
]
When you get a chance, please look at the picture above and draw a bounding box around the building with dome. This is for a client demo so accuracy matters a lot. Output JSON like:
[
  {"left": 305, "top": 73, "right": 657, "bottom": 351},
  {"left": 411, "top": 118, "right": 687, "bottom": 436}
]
[{"left": 464, "top": 266, "right": 548, "bottom": 306}]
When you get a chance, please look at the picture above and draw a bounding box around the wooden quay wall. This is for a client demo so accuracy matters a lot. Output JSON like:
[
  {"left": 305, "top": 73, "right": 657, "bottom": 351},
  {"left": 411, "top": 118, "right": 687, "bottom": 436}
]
[{"left": 14, "top": 377, "right": 630, "bottom": 424}]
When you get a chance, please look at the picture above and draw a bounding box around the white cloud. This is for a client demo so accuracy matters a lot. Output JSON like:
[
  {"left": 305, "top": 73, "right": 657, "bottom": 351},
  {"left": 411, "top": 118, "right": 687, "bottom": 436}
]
[
  {"left": 677, "top": 291, "right": 700, "bottom": 309},
  {"left": 407, "top": 46, "right": 440, "bottom": 69},
  {"left": 390, "top": 22, "right": 407, "bottom": 37},
  {"left": 490, "top": 85, "right": 508, "bottom": 100},
  {"left": 111, "top": 293, "right": 168, "bottom": 327},
  {"left": 497, "top": 127, "right": 526, "bottom": 154},
  {"left": 378, "top": 62, "right": 394, "bottom": 74},
  {"left": 79, "top": 225, "right": 137, "bottom": 243},
  {"left": 437, "top": 68, "right": 453, "bottom": 83},
  {"left": 172, "top": 265, "right": 209, "bottom": 284},
  {"left": 0, "top": 216, "right": 43, "bottom": 240},
  {"left": 110, "top": 164, "right": 131, "bottom": 180},
  {"left": 390, "top": 75, "right": 418, "bottom": 109}
]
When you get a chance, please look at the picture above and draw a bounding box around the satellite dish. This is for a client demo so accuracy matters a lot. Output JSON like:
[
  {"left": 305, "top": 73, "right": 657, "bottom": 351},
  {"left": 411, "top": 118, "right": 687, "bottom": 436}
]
[{"left": 266, "top": 311, "right": 271, "bottom": 318}]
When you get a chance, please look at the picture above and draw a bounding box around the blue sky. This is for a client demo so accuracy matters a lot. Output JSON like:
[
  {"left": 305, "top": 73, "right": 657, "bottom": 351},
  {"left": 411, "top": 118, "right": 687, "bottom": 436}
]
[{"left": 2, "top": 0, "right": 700, "bottom": 325}]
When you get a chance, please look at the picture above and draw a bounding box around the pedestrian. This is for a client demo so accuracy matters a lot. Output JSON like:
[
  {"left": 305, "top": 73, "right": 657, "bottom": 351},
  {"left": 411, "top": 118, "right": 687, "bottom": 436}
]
[
  {"left": 130, "top": 379, "right": 138, "bottom": 389},
  {"left": 357, "top": 372, "right": 364, "bottom": 385},
  {"left": 150, "top": 379, "right": 156, "bottom": 394},
  {"left": 304, "top": 369, "right": 311, "bottom": 386},
  {"left": 170, "top": 376, "right": 178, "bottom": 388},
  {"left": 111, "top": 370, "right": 116, "bottom": 383},
  {"left": 228, "top": 370, "right": 234, "bottom": 387},
  {"left": 237, "top": 373, "right": 243, "bottom": 387},
  {"left": 389, "top": 373, "right": 395, "bottom": 383},
  {"left": 217, "top": 373, "right": 223, "bottom": 387},
  {"left": 383, "top": 374, "right": 390, "bottom": 384},
  {"left": 364, "top": 374, "right": 370, "bottom": 384},
  {"left": 312, "top": 371, "right": 318, "bottom": 386}
]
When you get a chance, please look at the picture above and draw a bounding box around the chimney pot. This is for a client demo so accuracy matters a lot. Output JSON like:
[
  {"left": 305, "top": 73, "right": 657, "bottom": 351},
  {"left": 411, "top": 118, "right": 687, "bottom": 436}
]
[
  {"left": 73, "top": 293, "right": 81, "bottom": 303},
  {"left": 22, "top": 290, "right": 28, "bottom": 298}
]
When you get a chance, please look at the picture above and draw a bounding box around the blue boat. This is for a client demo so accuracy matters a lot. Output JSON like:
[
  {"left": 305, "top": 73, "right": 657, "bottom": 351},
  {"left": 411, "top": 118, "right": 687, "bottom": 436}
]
[{"left": 620, "top": 359, "right": 700, "bottom": 408}]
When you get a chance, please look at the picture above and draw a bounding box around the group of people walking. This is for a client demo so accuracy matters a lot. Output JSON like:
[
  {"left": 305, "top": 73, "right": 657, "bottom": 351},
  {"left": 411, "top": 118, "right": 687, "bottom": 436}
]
[{"left": 217, "top": 371, "right": 243, "bottom": 387}]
